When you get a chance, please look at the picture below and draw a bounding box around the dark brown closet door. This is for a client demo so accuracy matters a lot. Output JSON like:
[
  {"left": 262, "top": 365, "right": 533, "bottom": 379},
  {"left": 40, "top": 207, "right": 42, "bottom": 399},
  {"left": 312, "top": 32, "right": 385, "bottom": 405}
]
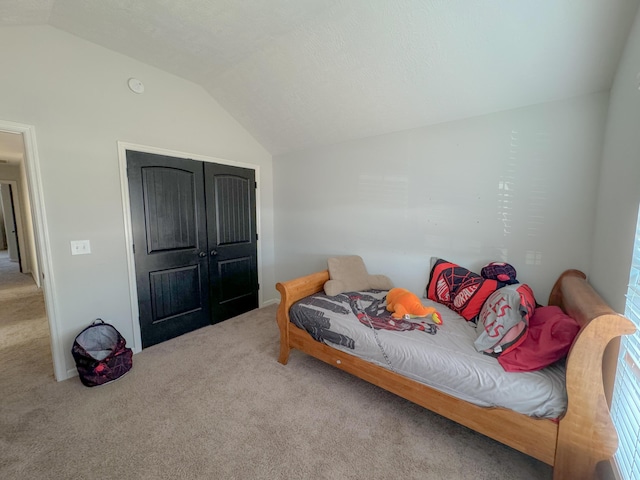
[
  {"left": 205, "top": 162, "right": 258, "bottom": 322},
  {"left": 127, "top": 151, "right": 210, "bottom": 348}
]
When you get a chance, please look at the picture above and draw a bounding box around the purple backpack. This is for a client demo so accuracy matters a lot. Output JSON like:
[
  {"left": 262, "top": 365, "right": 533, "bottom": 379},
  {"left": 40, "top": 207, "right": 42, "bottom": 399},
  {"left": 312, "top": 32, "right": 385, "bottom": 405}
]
[{"left": 71, "top": 319, "right": 133, "bottom": 387}]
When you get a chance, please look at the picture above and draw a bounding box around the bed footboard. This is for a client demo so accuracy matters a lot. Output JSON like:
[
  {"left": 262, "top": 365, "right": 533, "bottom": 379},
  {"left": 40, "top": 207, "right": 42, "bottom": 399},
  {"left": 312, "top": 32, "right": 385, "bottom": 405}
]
[{"left": 276, "top": 270, "right": 329, "bottom": 364}]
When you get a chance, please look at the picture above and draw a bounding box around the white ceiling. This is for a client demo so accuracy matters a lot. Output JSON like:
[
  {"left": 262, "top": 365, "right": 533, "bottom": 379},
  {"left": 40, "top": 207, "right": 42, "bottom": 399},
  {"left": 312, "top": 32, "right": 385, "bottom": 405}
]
[{"left": 1, "top": 0, "right": 639, "bottom": 155}]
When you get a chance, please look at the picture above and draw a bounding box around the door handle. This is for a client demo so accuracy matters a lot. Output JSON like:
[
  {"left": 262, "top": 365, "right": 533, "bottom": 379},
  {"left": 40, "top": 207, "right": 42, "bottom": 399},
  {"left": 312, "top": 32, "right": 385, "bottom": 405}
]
[
  {"left": 210, "top": 250, "right": 218, "bottom": 257},
  {"left": 198, "top": 251, "right": 207, "bottom": 258}
]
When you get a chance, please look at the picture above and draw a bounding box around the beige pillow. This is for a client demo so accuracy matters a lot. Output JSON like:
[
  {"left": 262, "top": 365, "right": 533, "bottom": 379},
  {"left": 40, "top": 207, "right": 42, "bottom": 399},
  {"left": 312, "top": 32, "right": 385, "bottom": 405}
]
[{"left": 324, "top": 255, "right": 393, "bottom": 296}]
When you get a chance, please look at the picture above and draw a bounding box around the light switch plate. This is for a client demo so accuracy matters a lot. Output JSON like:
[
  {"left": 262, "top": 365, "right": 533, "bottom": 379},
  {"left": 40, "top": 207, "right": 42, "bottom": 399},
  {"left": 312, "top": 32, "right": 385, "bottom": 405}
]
[{"left": 70, "top": 240, "right": 91, "bottom": 255}]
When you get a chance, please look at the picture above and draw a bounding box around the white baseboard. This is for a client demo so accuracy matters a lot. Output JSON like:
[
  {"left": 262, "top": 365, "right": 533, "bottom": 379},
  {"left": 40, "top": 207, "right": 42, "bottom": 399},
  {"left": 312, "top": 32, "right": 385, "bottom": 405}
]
[{"left": 261, "top": 298, "right": 279, "bottom": 307}]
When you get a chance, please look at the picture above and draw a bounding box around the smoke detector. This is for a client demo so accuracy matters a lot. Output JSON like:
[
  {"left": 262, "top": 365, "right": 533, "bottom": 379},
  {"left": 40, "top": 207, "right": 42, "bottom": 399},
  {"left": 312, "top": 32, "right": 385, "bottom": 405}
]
[{"left": 127, "top": 78, "right": 145, "bottom": 94}]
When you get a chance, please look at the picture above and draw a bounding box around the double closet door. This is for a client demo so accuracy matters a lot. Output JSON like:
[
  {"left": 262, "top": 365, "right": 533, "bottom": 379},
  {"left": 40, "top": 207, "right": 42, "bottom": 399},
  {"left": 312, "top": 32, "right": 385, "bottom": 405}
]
[{"left": 127, "top": 151, "right": 258, "bottom": 348}]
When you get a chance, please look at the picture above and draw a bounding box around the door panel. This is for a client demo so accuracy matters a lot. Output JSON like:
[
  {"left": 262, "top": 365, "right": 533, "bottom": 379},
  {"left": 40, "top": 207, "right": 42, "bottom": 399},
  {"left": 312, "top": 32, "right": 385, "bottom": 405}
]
[
  {"left": 143, "top": 167, "right": 198, "bottom": 253},
  {"left": 205, "top": 163, "right": 258, "bottom": 322},
  {"left": 127, "top": 151, "right": 210, "bottom": 348},
  {"left": 215, "top": 175, "right": 252, "bottom": 245},
  {"left": 150, "top": 265, "right": 203, "bottom": 322},
  {"left": 217, "top": 256, "right": 253, "bottom": 302}
]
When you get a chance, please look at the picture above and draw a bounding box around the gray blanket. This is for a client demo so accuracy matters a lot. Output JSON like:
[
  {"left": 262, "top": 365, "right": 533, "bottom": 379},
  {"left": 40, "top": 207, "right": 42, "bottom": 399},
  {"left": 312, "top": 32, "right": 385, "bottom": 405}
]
[{"left": 291, "top": 290, "right": 567, "bottom": 419}]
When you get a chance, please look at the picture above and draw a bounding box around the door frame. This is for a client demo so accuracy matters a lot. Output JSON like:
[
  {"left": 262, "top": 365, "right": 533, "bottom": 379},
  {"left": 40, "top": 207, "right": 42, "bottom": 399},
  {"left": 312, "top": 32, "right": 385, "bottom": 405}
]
[
  {"left": 0, "top": 120, "right": 63, "bottom": 380},
  {"left": 117, "top": 141, "right": 263, "bottom": 353}
]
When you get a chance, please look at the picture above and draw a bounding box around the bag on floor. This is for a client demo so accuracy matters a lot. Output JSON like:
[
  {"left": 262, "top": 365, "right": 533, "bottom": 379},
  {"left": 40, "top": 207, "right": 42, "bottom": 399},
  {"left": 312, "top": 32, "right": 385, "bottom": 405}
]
[{"left": 71, "top": 319, "right": 133, "bottom": 387}]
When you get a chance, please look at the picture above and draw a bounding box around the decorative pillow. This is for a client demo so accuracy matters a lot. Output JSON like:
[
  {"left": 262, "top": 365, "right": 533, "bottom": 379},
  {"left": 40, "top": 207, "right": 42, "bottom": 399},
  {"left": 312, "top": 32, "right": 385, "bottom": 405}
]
[
  {"left": 324, "top": 255, "right": 393, "bottom": 296},
  {"left": 369, "top": 274, "right": 395, "bottom": 290},
  {"left": 481, "top": 262, "right": 518, "bottom": 285},
  {"left": 474, "top": 284, "right": 536, "bottom": 357},
  {"left": 426, "top": 258, "right": 500, "bottom": 321},
  {"left": 497, "top": 306, "right": 580, "bottom": 372}
]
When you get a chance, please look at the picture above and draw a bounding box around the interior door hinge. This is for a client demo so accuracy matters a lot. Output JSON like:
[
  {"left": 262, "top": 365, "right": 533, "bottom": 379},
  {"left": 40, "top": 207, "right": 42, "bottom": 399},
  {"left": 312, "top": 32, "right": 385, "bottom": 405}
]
[
  {"left": 132, "top": 244, "right": 135, "bottom": 254},
  {"left": 254, "top": 181, "right": 257, "bottom": 189},
  {"left": 256, "top": 233, "right": 259, "bottom": 241}
]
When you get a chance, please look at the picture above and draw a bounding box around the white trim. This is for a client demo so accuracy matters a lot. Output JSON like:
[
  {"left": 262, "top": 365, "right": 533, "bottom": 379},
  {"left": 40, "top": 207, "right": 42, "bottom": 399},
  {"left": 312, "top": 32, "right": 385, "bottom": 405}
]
[
  {"left": 261, "top": 298, "right": 279, "bottom": 307},
  {"left": 117, "top": 141, "right": 264, "bottom": 352},
  {"left": 117, "top": 143, "right": 142, "bottom": 353},
  {"left": 0, "top": 120, "right": 65, "bottom": 381}
]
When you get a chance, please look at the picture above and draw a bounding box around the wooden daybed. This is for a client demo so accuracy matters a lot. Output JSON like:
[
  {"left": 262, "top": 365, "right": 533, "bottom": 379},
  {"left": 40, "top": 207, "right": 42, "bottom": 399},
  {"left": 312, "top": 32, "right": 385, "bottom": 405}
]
[{"left": 276, "top": 269, "right": 635, "bottom": 480}]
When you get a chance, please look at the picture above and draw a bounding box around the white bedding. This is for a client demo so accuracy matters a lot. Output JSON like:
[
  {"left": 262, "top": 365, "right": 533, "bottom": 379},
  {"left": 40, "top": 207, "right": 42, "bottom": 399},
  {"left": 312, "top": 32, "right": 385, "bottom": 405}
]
[{"left": 290, "top": 290, "right": 567, "bottom": 419}]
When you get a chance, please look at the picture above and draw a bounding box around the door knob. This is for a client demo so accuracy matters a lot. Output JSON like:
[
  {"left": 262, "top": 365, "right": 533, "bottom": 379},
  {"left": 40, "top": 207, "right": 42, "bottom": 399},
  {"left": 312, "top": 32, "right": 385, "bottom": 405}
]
[
  {"left": 210, "top": 250, "right": 218, "bottom": 256},
  {"left": 198, "top": 251, "right": 206, "bottom": 258}
]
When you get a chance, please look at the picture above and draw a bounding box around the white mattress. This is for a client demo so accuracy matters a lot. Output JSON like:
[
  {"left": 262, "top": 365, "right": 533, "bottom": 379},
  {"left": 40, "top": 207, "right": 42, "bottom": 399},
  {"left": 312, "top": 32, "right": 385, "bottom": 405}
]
[{"left": 290, "top": 290, "right": 567, "bottom": 419}]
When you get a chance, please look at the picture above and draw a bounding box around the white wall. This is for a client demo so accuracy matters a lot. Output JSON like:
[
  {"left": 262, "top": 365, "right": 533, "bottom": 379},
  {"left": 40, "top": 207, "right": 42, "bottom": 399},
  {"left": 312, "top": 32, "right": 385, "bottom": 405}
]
[
  {"left": 590, "top": 9, "right": 640, "bottom": 312},
  {"left": 0, "top": 26, "right": 275, "bottom": 379},
  {"left": 274, "top": 92, "right": 609, "bottom": 304}
]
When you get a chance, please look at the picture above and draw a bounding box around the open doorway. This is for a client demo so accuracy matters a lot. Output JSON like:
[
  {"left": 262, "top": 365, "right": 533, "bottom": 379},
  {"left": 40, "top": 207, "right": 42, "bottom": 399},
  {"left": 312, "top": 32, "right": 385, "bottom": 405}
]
[
  {"left": 1, "top": 183, "right": 23, "bottom": 273},
  {"left": 0, "top": 129, "right": 53, "bottom": 381}
]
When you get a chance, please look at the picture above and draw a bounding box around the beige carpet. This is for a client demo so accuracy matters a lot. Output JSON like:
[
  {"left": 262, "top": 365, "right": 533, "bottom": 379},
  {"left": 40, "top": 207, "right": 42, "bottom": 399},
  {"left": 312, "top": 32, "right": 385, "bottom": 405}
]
[
  {"left": 0, "top": 276, "right": 552, "bottom": 479},
  {"left": 0, "top": 249, "right": 36, "bottom": 291}
]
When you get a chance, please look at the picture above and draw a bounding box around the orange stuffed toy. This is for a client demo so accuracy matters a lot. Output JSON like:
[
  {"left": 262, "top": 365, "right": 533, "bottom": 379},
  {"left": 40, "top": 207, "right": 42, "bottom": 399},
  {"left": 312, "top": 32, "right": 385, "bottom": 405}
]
[{"left": 386, "top": 288, "right": 443, "bottom": 324}]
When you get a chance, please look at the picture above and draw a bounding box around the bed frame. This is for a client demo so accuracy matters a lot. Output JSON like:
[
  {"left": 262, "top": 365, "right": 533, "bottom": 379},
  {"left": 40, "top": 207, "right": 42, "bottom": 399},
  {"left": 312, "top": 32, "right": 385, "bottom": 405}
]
[{"left": 276, "top": 269, "right": 635, "bottom": 480}]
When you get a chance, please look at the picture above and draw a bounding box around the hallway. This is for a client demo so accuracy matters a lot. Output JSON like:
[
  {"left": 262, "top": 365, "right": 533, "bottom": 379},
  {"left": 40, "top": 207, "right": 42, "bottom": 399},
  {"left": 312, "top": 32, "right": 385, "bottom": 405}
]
[{"left": 0, "top": 249, "right": 53, "bottom": 385}]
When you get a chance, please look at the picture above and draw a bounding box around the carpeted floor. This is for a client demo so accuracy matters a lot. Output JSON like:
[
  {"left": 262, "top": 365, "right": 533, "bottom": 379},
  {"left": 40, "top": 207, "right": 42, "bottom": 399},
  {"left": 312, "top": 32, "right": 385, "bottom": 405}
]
[
  {"left": 0, "top": 260, "right": 552, "bottom": 479},
  {"left": 0, "top": 249, "right": 36, "bottom": 291}
]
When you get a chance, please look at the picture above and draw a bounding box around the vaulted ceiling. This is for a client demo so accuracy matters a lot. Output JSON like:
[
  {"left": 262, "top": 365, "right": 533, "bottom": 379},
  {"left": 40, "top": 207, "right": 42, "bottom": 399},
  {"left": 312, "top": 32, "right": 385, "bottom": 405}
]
[{"left": 1, "top": 0, "right": 639, "bottom": 155}]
